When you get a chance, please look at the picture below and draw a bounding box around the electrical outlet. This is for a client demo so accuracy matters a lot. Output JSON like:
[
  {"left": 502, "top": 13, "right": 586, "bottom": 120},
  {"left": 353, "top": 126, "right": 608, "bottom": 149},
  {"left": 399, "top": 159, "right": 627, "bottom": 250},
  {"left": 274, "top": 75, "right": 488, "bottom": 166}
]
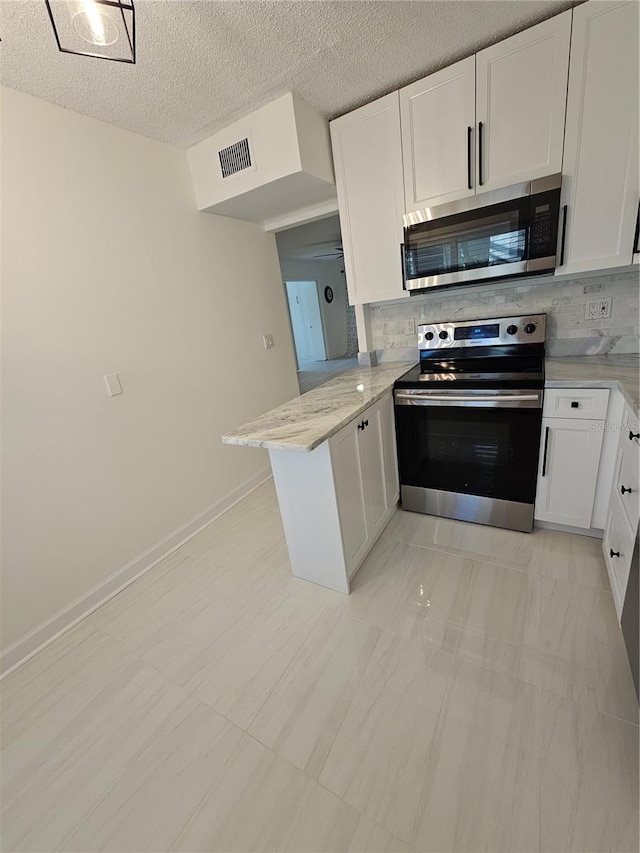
[
  {"left": 585, "top": 298, "right": 612, "bottom": 320},
  {"left": 263, "top": 334, "right": 275, "bottom": 350},
  {"left": 405, "top": 319, "right": 416, "bottom": 335}
]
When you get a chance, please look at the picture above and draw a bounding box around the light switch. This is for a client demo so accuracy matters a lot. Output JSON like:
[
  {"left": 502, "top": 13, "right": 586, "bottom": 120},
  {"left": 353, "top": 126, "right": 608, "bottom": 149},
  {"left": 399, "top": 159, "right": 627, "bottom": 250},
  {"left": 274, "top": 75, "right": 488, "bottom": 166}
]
[
  {"left": 104, "top": 373, "right": 123, "bottom": 396},
  {"left": 263, "top": 334, "right": 275, "bottom": 350}
]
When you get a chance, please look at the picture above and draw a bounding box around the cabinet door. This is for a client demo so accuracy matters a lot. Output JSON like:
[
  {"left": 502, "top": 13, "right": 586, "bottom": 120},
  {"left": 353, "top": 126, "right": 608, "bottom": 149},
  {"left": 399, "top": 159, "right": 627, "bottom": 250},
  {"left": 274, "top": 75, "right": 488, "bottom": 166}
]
[
  {"left": 603, "top": 501, "right": 635, "bottom": 618},
  {"left": 330, "top": 418, "right": 369, "bottom": 577},
  {"left": 535, "top": 417, "right": 605, "bottom": 528},
  {"left": 400, "top": 57, "right": 476, "bottom": 210},
  {"left": 476, "top": 10, "right": 571, "bottom": 192},
  {"left": 358, "top": 401, "right": 389, "bottom": 545},
  {"left": 330, "top": 94, "right": 407, "bottom": 305},
  {"left": 558, "top": 1, "right": 639, "bottom": 275},
  {"left": 615, "top": 440, "right": 640, "bottom": 532}
]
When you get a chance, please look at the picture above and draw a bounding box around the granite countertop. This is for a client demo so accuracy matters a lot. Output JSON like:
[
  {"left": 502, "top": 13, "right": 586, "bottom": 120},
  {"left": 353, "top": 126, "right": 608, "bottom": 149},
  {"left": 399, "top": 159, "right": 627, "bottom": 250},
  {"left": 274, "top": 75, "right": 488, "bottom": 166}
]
[
  {"left": 545, "top": 354, "right": 639, "bottom": 416},
  {"left": 223, "top": 354, "right": 639, "bottom": 454},
  {"left": 222, "top": 362, "right": 414, "bottom": 452}
]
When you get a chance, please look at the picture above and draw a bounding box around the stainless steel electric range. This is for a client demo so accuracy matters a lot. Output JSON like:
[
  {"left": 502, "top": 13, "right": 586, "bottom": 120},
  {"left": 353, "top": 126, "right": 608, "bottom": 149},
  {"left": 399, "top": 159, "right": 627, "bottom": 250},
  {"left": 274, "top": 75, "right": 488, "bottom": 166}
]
[{"left": 394, "top": 314, "right": 546, "bottom": 533}]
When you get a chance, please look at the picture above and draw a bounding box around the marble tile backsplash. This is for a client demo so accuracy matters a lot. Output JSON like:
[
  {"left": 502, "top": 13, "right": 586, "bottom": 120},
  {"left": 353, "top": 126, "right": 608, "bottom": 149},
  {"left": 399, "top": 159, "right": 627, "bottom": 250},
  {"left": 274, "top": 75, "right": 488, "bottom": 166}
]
[{"left": 371, "top": 270, "right": 639, "bottom": 360}]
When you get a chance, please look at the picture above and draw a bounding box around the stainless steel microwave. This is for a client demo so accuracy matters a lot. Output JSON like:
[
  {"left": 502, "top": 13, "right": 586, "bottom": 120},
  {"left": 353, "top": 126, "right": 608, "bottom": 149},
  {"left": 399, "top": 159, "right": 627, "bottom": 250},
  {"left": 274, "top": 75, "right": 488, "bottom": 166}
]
[{"left": 401, "top": 174, "right": 563, "bottom": 292}]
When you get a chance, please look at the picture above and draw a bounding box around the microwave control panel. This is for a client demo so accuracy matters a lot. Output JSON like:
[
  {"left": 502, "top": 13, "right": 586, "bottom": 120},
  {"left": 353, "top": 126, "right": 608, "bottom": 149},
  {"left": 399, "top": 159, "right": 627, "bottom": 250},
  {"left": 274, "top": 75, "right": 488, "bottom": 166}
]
[{"left": 528, "top": 188, "right": 561, "bottom": 259}]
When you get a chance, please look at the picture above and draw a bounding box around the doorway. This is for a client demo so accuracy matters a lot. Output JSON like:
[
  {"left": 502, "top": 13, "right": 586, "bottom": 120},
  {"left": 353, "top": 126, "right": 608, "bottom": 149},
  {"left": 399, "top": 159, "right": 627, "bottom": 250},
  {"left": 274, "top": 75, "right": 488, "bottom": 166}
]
[
  {"left": 284, "top": 281, "right": 326, "bottom": 367},
  {"left": 275, "top": 214, "right": 359, "bottom": 394}
]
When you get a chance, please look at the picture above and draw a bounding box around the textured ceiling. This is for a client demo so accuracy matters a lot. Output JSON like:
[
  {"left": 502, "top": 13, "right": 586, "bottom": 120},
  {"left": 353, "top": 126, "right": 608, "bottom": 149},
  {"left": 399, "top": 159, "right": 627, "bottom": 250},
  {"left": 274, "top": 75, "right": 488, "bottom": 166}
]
[{"left": 1, "top": 0, "right": 580, "bottom": 148}]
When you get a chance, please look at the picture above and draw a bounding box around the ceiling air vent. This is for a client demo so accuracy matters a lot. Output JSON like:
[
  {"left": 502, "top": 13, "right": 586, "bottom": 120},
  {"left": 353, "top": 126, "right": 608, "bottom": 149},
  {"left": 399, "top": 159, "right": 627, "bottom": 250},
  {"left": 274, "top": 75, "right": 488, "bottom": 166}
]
[{"left": 218, "top": 137, "right": 252, "bottom": 179}]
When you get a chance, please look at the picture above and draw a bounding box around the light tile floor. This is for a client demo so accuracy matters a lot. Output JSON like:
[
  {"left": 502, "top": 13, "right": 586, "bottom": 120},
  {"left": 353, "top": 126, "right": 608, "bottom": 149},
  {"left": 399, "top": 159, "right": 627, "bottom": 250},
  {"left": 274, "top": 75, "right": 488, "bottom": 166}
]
[{"left": 1, "top": 481, "right": 638, "bottom": 852}]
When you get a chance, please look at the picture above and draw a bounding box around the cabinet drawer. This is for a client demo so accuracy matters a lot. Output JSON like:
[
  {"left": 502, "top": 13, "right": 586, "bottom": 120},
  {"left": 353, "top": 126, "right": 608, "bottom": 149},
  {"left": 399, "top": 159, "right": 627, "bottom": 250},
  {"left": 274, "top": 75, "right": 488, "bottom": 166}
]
[
  {"left": 615, "top": 439, "right": 640, "bottom": 530},
  {"left": 543, "top": 388, "right": 609, "bottom": 420},
  {"left": 604, "top": 499, "right": 636, "bottom": 619}
]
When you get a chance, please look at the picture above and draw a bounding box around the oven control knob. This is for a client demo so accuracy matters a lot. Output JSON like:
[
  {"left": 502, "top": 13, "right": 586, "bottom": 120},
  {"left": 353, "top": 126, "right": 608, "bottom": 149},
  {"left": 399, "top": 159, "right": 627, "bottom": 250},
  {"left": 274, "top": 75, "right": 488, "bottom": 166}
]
[
  {"left": 439, "top": 330, "right": 448, "bottom": 340},
  {"left": 425, "top": 331, "right": 434, "bottom": 341},
  {"left": 524, "top": 323, "right": 536, "bottom": 334},
  {"left": 506, "top": 324, "right": 518, "bottom": 336}
]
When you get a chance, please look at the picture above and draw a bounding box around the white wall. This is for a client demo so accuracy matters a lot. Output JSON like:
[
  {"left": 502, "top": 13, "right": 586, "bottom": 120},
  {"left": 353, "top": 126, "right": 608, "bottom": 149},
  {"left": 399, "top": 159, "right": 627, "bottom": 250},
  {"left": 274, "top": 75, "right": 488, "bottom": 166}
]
[
  {"left": 279, "top": 258, "right": 348, "bottom": 359},
  {"left": 0, "top": 87, "right": 299, "bottom": 666}
]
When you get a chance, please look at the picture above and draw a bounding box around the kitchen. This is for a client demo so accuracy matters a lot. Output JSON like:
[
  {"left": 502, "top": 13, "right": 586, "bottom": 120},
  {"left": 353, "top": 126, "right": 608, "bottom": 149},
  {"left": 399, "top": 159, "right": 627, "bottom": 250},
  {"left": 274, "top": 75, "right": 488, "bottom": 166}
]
[{"left": 1, "top": 1, "right": 638, "bottom": 851}]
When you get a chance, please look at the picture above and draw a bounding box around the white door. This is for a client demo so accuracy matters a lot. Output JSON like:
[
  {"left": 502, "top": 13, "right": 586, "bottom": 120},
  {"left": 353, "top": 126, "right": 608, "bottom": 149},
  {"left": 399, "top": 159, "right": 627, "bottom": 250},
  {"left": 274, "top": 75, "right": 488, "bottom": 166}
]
[
  {"left": 285, "top": 281, "right": 326, "bottom": 365},
  {"left": 558, "top": 1, "right": 639, "bottom": 275},
  {"left": 535, "top": 417, "right": 605, "bottom": 528},
  {"left": 330, "top": 93, "right": 408, "bottom": 305},
  {"left": 400, "top": 57, "right": 476, "bottom": 210},
  {"left": 331, "top": 419, "right": 369, "bottom": 578},
  {"left": 358, "top": 401, "right": 389, "bottom": 543},
  {"left": 476, "top": 11, "right": 571, "bottom": 192}
]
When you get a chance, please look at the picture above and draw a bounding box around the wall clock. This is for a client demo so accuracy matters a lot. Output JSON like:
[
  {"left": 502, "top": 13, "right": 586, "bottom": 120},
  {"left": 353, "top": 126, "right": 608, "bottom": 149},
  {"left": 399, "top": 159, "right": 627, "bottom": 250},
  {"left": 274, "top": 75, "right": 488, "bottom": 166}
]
[{"left": 324, "top": 286, "right": 334, "bottom": 303}]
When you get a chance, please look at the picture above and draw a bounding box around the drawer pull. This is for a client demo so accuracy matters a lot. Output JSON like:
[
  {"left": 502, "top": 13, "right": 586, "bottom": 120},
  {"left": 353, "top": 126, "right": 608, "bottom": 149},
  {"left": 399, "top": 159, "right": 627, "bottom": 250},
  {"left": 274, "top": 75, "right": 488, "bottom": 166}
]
[
  {"left": 630, "top": 431, "right": 640, "bottom": 441},
  {"left": 357, "top": 420, "right": 369, "bottom": 431},
  {"left": 621, "top": 485, "right": 633, "bottom": 495},
  {"left": 570, "top": 401, "right": 579, "bottom": 409},
  {"left": 610, "top": 549, "right": 620, "bottom": 559}
]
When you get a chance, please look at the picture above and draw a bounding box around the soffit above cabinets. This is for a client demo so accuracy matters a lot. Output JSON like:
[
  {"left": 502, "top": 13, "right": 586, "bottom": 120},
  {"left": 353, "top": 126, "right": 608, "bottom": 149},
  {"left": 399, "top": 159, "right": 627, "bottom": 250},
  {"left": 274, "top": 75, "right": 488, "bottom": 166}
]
[{"left": 1, "top": 0, "right": 580, "bottom": 148}]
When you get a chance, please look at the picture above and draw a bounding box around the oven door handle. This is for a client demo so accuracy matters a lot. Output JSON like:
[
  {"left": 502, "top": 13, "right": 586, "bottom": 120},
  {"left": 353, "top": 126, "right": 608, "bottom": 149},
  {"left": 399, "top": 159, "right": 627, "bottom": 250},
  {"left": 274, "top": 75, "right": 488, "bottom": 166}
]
[{"left": 394, "top": 391, "right": 542, "bottom": 407}]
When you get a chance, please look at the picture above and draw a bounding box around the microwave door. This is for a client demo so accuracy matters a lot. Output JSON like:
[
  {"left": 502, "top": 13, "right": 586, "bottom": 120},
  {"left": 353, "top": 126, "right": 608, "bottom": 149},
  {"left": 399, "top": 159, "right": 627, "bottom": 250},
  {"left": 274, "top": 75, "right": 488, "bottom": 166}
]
[{"left": 403, "top": 196, "right": 530, "bottom": 290}]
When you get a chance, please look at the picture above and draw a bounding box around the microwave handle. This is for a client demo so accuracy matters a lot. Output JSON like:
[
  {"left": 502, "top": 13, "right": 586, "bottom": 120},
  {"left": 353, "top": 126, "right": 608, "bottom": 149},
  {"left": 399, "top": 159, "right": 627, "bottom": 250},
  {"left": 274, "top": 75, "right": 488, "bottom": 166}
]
[
  {"left": 558, "top": 205, "right": 568, "bottom": 267},
  {"left": 400, "top": 243, "right": 407, "bottom": 289}
]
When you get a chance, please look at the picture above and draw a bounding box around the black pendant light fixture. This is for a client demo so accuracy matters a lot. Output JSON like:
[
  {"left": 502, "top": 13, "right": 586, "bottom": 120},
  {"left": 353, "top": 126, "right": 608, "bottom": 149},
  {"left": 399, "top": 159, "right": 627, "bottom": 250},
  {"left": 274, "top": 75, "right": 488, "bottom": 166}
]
[{"left": 45, "top": 0, "right": 135, "bottom": 63}]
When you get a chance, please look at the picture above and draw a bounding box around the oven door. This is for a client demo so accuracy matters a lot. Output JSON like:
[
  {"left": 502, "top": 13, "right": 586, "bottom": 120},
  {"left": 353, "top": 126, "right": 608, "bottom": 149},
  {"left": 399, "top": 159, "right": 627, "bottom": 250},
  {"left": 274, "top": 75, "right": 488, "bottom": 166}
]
[
  {"left": 402, "top": 181, "right": 560, "bottom": 291},
  {"left": 394, "top": 389, "right": 543, "bottom": 530}
]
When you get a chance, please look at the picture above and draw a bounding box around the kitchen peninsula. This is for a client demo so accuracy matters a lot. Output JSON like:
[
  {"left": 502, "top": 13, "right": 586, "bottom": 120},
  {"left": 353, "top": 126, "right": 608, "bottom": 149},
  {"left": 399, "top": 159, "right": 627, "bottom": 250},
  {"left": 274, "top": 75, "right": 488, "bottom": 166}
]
[{"left": 223, "top": 362, "right": 413, "bottom": 592}]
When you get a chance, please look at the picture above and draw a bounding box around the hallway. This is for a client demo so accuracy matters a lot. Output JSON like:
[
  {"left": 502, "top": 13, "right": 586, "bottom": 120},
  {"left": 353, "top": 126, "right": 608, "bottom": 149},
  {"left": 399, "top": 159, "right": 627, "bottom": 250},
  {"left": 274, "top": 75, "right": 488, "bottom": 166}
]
[{"left": 297, "top": 357, "right": 358, "bottom": 394}]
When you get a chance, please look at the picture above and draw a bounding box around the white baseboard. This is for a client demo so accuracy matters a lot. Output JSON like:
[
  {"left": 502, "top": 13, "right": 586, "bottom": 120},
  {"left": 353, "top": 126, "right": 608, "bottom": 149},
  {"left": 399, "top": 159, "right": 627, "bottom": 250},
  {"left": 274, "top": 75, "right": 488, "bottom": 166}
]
[{"left": 0, "top": 467, "right": 272, "bottom": 679}]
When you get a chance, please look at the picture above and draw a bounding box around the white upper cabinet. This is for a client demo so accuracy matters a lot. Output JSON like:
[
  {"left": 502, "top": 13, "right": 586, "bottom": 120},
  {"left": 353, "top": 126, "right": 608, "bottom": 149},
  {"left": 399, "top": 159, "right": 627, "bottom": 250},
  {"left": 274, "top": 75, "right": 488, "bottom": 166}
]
[
  {"left": 558, "top": 1, "right": 639, "bottom": 275},
  {"left": 400, "top": 58, "right": 476, "bottom": 211},
  {"left": 330, "top": 94, "right": 407, "bottom": 305},
  {"left": 400, "top": 12, "right": 570, "bottom": 211},
  {"left": 476, "top": 11, "right": 571, "bottom": 192}
]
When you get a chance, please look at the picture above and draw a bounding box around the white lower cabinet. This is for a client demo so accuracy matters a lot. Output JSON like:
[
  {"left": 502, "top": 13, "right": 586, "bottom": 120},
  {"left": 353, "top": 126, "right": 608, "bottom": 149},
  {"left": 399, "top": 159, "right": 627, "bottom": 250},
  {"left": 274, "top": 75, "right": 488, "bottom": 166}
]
[
  {"left": 535, "top": 388, "right": 610, "bottom": 528},
  {"left": 534, "top": 386, "right": 639, "bottom": 619},
  {"left": 604, "top": 415, "right": 640, "bottom": 617},
  {"left": 329, "top": 417, "right": 369, "bottom": 573},
  {"left": 535, "top": 416, "right": 605, "bottom": 528},
  {"left": 269, "top": 393, "right": 398, "bottom": 594},
  {"left": 332, "top": 394, "right": 398, "bottom": 579},
  {"left": 604, "top": 500, "right": 636, "bottom": 618}
]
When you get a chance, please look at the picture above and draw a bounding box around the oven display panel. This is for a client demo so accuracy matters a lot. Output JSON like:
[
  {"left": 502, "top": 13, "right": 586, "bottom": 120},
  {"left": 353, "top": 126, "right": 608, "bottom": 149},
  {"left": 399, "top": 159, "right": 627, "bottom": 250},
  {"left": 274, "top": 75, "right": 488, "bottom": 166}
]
[{"left": 453, "top": 323, "right": 500, "bottom": 341}]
